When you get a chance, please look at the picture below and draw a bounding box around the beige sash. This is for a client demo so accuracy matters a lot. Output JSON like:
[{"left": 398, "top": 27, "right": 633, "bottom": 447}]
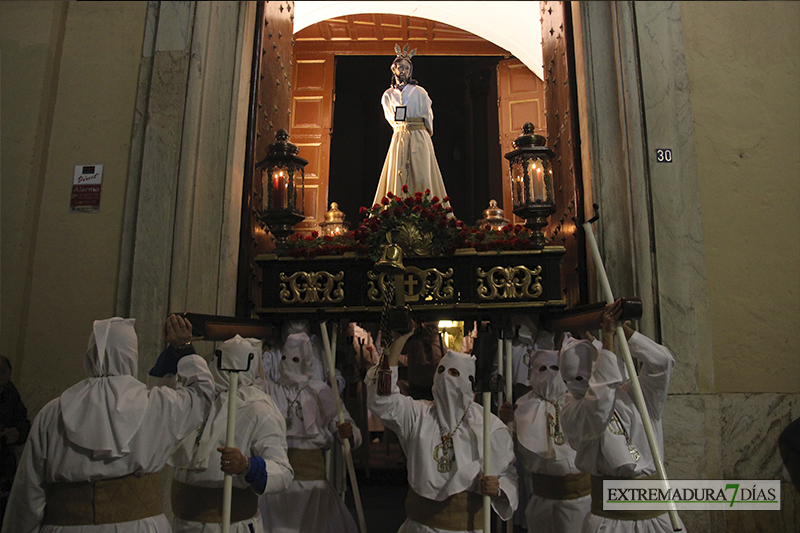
[
  {"left": 44, "top": 472, "right": 162, "bottom": 526},
  {"left": 394, "top": 117, "right": 429, "bottom": 133},
  {"left": 590, "top": 473, "right": 667, "bottom": 520},
  {"left": 171, "top": 479, "right": 258, "bottom": 523},
  {"left": 531, "top": 471, "right": 591, "bottom": 500},
  {"left": 405, "top": 489, "right": 484, "bottom": 531},
  {"left": 287, "top": 447, "right": 326, "bottom": 481}
]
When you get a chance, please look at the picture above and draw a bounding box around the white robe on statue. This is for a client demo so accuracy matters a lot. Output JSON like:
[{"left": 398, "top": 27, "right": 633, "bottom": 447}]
[
  {"left": 373, "top": 84, "right": 449, "bottom": 205},
  {"left": 170, "top": 336, "right": 293, "bottom": 533},
  {"left": 514, "top": 350, "right": 589, "bottom": 533},
  {"left": 366, "top": 358, "right": 518, "bottom": 533},
  {"left": 560, "top": 332, "right": 684, "bottom": 533},
  {"left": 3, "top": 318, "right": 215, "bottom": 533},
  {"left": 259, "top": 333, "right": 362, "bottom": 533}
]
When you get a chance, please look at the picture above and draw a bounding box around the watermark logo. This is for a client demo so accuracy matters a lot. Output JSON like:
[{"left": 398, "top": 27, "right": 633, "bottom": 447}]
[{"left": 604, "top": 480, "right": 780, "bottom": 511}]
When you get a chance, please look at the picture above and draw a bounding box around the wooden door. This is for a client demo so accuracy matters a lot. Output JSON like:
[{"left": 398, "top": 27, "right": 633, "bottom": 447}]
[
  {"left": 291, "top": 52, "right": 336, "bottom": 233},
  {"left": 496, "top": 58, "right": 547, "bottom": 224}
]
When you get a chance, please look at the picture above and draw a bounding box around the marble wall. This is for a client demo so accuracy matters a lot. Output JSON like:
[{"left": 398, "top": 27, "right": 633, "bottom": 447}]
[{"left": 577, "top": 2, "right": 800, "bottom": 531}]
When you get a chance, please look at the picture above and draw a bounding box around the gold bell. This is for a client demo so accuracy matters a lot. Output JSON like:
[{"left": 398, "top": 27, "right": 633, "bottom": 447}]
[{"left": 375, "top": 239, "right": 405, "bottom": 274}]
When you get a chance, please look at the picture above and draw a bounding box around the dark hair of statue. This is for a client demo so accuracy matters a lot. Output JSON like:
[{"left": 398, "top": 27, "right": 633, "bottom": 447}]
[{"left": 390, "top": 57, "right": 418, "bottom": 88}]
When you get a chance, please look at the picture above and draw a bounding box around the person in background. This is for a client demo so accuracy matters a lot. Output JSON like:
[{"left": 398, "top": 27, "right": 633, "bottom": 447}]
[
  {"left": 367, "top": 325, "right": 518, "bottom": 532},
  {"left": 2, "top": 315, "right": 214, "bottom": 532},
  {"left": 260, "top": 331, "right": 362, "bottom": 533},
  {"left": 0, "top": 354, "right": 31, "bottom": 525},
  {"left": 499, "top": 348, "right": 590, "bottom": 532},
  {"left": 161, "top": 335, "right": 293, "bottom": 533},
  {"left": 559, "top": 299, "right": 684, "bottom": 532}
]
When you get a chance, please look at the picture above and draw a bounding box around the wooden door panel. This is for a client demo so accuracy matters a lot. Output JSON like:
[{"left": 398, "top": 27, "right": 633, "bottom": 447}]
[
  {"left": 292, "top": 53, "right": 335, "bottom": 232},
  {"left": 497, "top": 58, "right": 547, "bottom": 225}
]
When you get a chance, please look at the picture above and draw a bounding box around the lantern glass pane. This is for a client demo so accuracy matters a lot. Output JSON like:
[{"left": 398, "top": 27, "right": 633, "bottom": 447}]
[
  {"left": 525, "top": 158, "right": 549, "bottom": 202},
  {"left": 292, "top": 167, "right": 304, "bottom": 215},
  {"left": 510, "top": 160, "right": 527, "bottom": 207},
  {"left": 268, "top": 165, "right": 290, "bottom": 209}
]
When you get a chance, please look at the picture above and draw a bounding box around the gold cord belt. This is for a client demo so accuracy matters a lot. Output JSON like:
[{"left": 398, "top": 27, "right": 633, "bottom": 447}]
[
  {"left": 171, "top": 479, "right": 258, "bottom": 523},
  {"left": 44, "top": 472, "right": 162, "bottom": 526},
  {"left": 531, "top": 471, "right": 591, "bottom": 500},
  {"left": 405, "top": 488, "right": 484, "bottom": 531},
  {"left": 287, "top": 447, "right": 326, "bottom": 481}
]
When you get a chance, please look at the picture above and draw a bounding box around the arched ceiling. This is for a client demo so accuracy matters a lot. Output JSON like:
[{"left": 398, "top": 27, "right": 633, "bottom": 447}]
[{"left": 293, "top": 1, "right": 544, "bottom": 80}]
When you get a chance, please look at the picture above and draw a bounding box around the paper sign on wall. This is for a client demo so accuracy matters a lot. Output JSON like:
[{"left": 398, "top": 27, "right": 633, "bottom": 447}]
[{"left": 70, "top": 164, "right": 103, "bottom": 212}]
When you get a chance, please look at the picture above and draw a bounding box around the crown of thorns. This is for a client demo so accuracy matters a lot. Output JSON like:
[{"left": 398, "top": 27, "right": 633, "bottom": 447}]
[{"left": 394, "top": 43, "right": 417, "bottom": 61}]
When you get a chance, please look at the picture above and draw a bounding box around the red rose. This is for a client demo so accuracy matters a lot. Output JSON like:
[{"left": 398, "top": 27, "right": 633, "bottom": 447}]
[
  {"left": 387, "top": 191, "right": 394, "bottom": 199},
  {"left": 381, "top": 197, "right": 390, "bottom": 205},
  {"left": 311, "top": 231, "right": 319, "bottom": 238},
  {"left": 448, "top": 218, "right": 457, "bottom": 227},
  {"left": 394, "top": 207, "right": 404, "bottom": 217},
  {"left": 373, "top": 204, "right": 381, "bottom": 210},
  {"left": 401, "top": 184, "right": 409, "bottom": 194},
  {"left": 414, "top": 205, "right": 422, "bottom": 212},
  {"left": 404, "top": 197, "right": 414, "bottom": 207},
  {"left": 443, "top": 196, "right": 450, "bottom": 203},
  {"left": 425, "top": 188, "right": 431, "bottom": 195},
  {"left": 381, "top": 210, "right": 391, "bottom": 218},
  {"left": 359, "top": 206, "right": 368, "bottom": 214},
  {"left": 431, "top": 196, "right": 439, "bottom": 204},
  {"left": 323, "top": 235, "right": 333, "bottom": 242},
  {"left": 414, "top": 191, "right": 423, "bottom": 199},
  {"left": 445, "top": 207, "right": 454, "bottom": 213},
  {"left": 503, "top": 225, "right": 513, "bottom": 233}
]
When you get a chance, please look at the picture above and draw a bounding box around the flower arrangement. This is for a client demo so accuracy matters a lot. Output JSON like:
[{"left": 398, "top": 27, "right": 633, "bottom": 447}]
[
  {"left": 284, "top": 230, "right": 367, "bottom": 258},
  {"left": 280, "top": 185, "right": 548, "bottom": 259},
  {"left": 453, "top": 223, "right": 543, "bottom": 252},
  {"left": 357, "top": 185, "right": 463, "bottom": 261}
]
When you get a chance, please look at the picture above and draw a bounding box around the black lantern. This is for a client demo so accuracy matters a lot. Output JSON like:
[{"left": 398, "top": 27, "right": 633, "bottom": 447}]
[
  {"left": 257, "top": 129, "right": 307, "bottom": 248},
  {"left": 504, "top": 122, "right": 556, "bottom": 249}
]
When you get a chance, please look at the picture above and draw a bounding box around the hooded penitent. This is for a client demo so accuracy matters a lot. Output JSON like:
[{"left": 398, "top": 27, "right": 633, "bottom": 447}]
[
  {"left": 516, "top": 350, "right": 572, "bottom": 461},
  {"left": 60, "top": 318, "right": 148, "bottom": 459},
  {"left": 558, "top": 335, "right": 598, "bottom": 400},
  {"left": 170, "top": 335, "right": 268, "bottom": 470}
]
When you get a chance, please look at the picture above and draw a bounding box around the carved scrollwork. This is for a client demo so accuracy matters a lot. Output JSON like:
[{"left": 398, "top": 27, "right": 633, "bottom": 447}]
[
  {"left": 367, "top": 267, "right": 455, "bottom": 303},
  {"left": 476, "top": 264, "right": 543, "bottom": 300},
  {"left": 279, "top": 270, "right": 345, "bottom": 304}
]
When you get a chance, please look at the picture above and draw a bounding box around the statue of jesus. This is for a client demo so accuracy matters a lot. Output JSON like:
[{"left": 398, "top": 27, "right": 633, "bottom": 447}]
[{"left": 373, "top": 44, "right": 451, "bottom": 209}]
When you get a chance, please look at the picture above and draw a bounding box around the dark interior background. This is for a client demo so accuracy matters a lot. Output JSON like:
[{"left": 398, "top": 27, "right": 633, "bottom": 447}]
[{"left": 329, "top": 55, "right": 506, "bottom": 229}]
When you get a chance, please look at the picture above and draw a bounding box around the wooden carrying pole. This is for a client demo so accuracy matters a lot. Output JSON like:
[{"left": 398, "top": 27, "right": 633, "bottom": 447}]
[
  {"left": 583, "top": 221, "right": 682, "bottom": 531},
  {"left": 319, "top": 321, "right": 368, "bottom": 533}
]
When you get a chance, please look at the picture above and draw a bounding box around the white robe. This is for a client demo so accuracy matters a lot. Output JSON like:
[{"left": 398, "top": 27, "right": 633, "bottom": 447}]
[
  {"left": 373, "top": 84, "right": 449, "bottom": 205},
  {"left": 259, "top": 379, "right": 361, "bottom": 533},
  {"left": 171, "top": 393, "right": 293, "bottom": 533},
  {"left": 560, "top": 332, "right": 683, "bottom": 533},
  {"left": 3, "top": 355, "right": 214, "bottom": 533},
  {"left": 366, "top": 365, "right": 518, "bottom": 533},
  {"left": 514, "top": 392, "right": 590, "bottom": 533}
]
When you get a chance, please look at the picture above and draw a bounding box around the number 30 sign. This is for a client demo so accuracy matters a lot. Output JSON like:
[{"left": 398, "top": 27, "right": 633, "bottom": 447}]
[{"left": 655, "top": 149, "right": 673, "bottom": 163}]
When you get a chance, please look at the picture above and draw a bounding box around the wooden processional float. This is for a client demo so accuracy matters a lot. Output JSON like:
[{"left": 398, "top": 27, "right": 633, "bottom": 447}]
[{"left": 176, "top": 240, "right": 647, "bottom": 533}]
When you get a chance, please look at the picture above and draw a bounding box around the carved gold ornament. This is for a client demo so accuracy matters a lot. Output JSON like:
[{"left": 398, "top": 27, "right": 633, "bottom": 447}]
[
  {"left": 476, "top": 264, "right": 543, "bottom": 300},
  {"left": 367, "top": 266, "right": 454, "bottom": 303},
  {"left": 392, "top": 220, "right": 433, "bottom": 256},
  {"left": 279, "top": 270, "right": 345, "bottom": 304}
]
